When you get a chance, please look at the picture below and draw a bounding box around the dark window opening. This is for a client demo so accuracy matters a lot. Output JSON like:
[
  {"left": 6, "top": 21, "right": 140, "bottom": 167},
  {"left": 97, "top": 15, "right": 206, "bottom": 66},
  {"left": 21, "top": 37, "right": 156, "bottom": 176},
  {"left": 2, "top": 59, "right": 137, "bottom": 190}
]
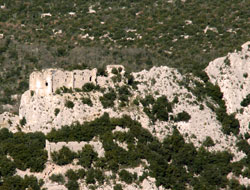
[
  {"left": 45, "top": 82, "right": 48, "bottom": 86},
  {"left": 90, "top": 76, "right": 92, "bottom": 81}
]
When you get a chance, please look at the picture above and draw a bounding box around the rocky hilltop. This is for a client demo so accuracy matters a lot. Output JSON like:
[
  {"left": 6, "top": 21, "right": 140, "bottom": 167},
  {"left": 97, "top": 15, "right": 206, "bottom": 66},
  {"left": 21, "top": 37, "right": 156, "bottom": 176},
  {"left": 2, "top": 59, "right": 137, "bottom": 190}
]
[{"left": 0, "top": 42, "right": 250, "bottom": 190}]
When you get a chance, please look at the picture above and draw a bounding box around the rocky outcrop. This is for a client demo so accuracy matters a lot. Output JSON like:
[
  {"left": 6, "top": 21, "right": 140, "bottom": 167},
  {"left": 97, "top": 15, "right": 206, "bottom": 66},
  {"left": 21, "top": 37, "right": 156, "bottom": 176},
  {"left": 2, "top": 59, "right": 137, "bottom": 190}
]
[{"left": 205, "top": 41, "right": 250, "bottom": 135}]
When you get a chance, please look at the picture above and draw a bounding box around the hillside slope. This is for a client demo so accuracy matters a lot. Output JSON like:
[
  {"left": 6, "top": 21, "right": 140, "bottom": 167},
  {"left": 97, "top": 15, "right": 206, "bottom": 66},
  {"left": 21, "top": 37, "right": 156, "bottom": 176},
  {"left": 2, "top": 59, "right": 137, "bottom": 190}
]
[{"left": 0, "top": 44, "right": 250, "bottom": 189}]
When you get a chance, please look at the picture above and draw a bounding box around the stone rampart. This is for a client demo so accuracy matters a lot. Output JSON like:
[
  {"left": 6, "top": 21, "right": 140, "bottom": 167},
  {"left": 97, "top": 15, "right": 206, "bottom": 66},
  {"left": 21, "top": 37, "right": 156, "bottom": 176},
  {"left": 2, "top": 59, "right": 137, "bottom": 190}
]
[
  {"left": 30, "top": 68, "right": 98, "bottom": 95},
  {"left": 29, "top": 65, "right": 125, "bottom": 96}
]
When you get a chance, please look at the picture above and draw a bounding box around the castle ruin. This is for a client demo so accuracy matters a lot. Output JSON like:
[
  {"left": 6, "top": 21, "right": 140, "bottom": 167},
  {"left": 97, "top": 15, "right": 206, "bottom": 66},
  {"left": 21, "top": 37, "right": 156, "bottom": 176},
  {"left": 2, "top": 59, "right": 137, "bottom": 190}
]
[{"left": 29, "top": 65, "right": 125, "bottom": 96}]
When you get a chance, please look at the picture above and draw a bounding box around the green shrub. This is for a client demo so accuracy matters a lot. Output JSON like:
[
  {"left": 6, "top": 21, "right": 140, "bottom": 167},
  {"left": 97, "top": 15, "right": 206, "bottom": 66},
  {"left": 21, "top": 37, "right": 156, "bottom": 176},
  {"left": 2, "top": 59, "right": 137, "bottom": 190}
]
[
  {"left": 82, "top": 83, "right": 96, "bottom": 92},
  {"left": 20, "top": 117, "right": 27, "bottom": 126},
  {"left": 199, "top": 104, "right": 204, "bottom": 110},
  {"left": 77, "top": 169, "right": 86, "bottom": 179},
  {"left": 100, "top": 90, "right": 117, "bottom": 108},
  {"left": 140, "top": 95, "right": 155, "bottom": 107},
  {"left": 224, "top": 57, "right": 230, "bottom": 66},
  {"left": 57, "top": 47, "right": 67, "bottom": 57},
  {"left": 240, "top": 94, "right": 250, "bottom": 107},
  {"left": 172, "top": 96, "right": 179, "bottom": 104},
  {"left": 244, "top": 132, "right": 250, "bottom": 140},
  {"left": 111, "top": 74, "right": 122, "bottom": 83},
  {"left": 81, "top": 97, "right": 93, "bottom": 106},
  {"left": 203, "top": 136, "right": 215, "bottom": 147},
  {"left": 65, "top": 100, "right": 74, "bottom": 109},
  {"left": 152, "top": 96, "right": 172, "bottom": 121},
  {"left": 77, "top": 145, "right": 98, "bottom": 168},
  {"left": 220, "top": 112, "right": 240, "bottom": 135},
  {"left": 60, "top": 86, "right": 73, "bottom": 93},
  {"left": 118, "top": 170, "right": 134, "bottom": 184},
  {"left": 125, "top": 73, "right": 138, "bottom": 89},
  {"left": 65, "top": 180, "right": 79, "bottom": 190},
  {"left": 55, "top": 88, "right": 61, "bottom": 94},
  {"left": 0, "top": 175, "right": 42, "bottom": 190},
  {"left": 0, "top": 156, "right": 16, "bottom": 177},
  {"left": 175, "top": 111, "right": 191, "bottom": 122},
  {"left": 114, "top": 184, "right": 123, "bottom": 190},
  {"left": 111, "top": 68, "right": 119, "bottom": 75},
  {"left": 243, "top": 73, "right": 248, "bottom": 78},
  {"left": 0, "top": 129, "right": 47, "bottom": 172},
  {"left": 49, "top": 173, "right": 65, "bottom": 184},
  {"left": 133, "top": 99, "right": 139, "bottom": 106},
  {"left": 51, "top": 146, "right": 77, "bottom": 165},
  {"left": 65, "top": 169, "right": 79, "bottom": 181},
  {"left": 86, "top": 169, "right": 96, "bottom": 184},
  {"left": 86, "top": 168, "right": 104, "bottom": 184},
  {"left": 117, "top": 85, "right": 131, "bottom": 106},
  {"left": 54, "top": 108, "right": 60, "bottom": 116},
  {"left": 141, "top": 95, "right": 172, "bottom": 122}
]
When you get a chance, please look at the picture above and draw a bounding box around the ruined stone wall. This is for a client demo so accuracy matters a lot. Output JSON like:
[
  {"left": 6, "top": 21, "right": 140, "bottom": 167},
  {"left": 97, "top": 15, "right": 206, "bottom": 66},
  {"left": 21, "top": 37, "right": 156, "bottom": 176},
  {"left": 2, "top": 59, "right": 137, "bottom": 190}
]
[
  {"left": 52, "top": 70, "right": 73, "bottom": 93},
  {"left": 29, "top": 65, "right": 124, "bottom": 95},
  {"left": 73, "top": 68, "right": 97, "bottom": 89},
  {"left": 30, "top": 70, "right": 52, "bottom": 96},
  {"left": 96, "top": 76, "right": 110, "bottom": 87}
]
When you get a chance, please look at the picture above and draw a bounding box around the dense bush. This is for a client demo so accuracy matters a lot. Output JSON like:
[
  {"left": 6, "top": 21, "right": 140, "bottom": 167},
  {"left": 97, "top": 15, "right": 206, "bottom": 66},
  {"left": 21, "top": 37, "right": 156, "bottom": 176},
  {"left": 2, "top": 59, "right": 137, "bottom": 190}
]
[
  {"left": 240, "top": 94, "right": 250, "bottom": 107},
  {"left": 152, "top": 96, "right": 172, "bottom": 121},
  {"left": 114, "top": 184, "right": 123, "bottom": 190},
  {"left": 19, "top": 117, "right": 26, "bottom": 126},
  {"left": 65, "top": 100, "right": 74, "bottom": 109},
  {"left": 82, "top": 83, "right": 96, "bottom": 92},
  {"left": 0, "top": 156, "right": 16, "bottom": 178},
  {"left": 111, "top": 68, "right": 119, "bottom": 75},
  {"left": 77, "top": 145, "right": 98, "bottom": 168},
  {"left": 65, "top": 169, "right": 79, "bottom": 181},
  {"left": 117, "top": 85, "right": 131, "bottom": 106},
  {"left": 0, "top": 175, "right": 42, "bottom": 190},
  {"left": 118, "top": 170, "right": 134, "bottom": 184},
  {"left": 51, "top": 146, "right": 77, "bottom": 165},
  {"left": 202, "top": 136, "right": 215, "bottom": 147},
  {"left": 100, "top": 90, "right": 117, "bottom": 108},
  {"left": 0, "top": 129, "right": 47, "bottom": 172},
  {"left": 60, "top": 86, "right": 73, "bottom": 93},
  {"left": 81, "top": 97, "right": 93, "bottom": 107},
  {"left": 85, "top": 168, "right": 104, "bottom": 185},
  {"left": 54, "top": 108, "right": 60, "bottom": 116},
  {"left": 175, "top": 111, "right": 191, "bottom": 122},
  {"left": 47, "top": 113, "right": 112, "bottom": 142},
  {"left": 141, "top": 95, "right": 172, "bottom": 122},
  {"left": 49, "top": 173, "right": 65, "bottom": 185},
  {"left": 65, "top": 180, "right": 79, "bottom": 190}
]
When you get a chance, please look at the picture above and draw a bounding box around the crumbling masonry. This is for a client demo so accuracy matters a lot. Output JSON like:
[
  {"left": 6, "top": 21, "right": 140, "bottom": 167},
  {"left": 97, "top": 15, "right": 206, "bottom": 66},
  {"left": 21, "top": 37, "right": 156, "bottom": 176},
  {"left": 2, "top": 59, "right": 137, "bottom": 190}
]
[{"left": 29, "top": 65, "right": 125, "bottom": 96}]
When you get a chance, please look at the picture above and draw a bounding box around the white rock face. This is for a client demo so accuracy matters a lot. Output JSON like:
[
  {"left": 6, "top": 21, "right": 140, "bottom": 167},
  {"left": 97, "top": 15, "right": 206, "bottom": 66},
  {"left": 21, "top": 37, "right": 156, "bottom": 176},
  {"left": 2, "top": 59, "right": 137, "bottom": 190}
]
[{"left": 205, "top": 41, "right": 250, "bottom": 134}]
